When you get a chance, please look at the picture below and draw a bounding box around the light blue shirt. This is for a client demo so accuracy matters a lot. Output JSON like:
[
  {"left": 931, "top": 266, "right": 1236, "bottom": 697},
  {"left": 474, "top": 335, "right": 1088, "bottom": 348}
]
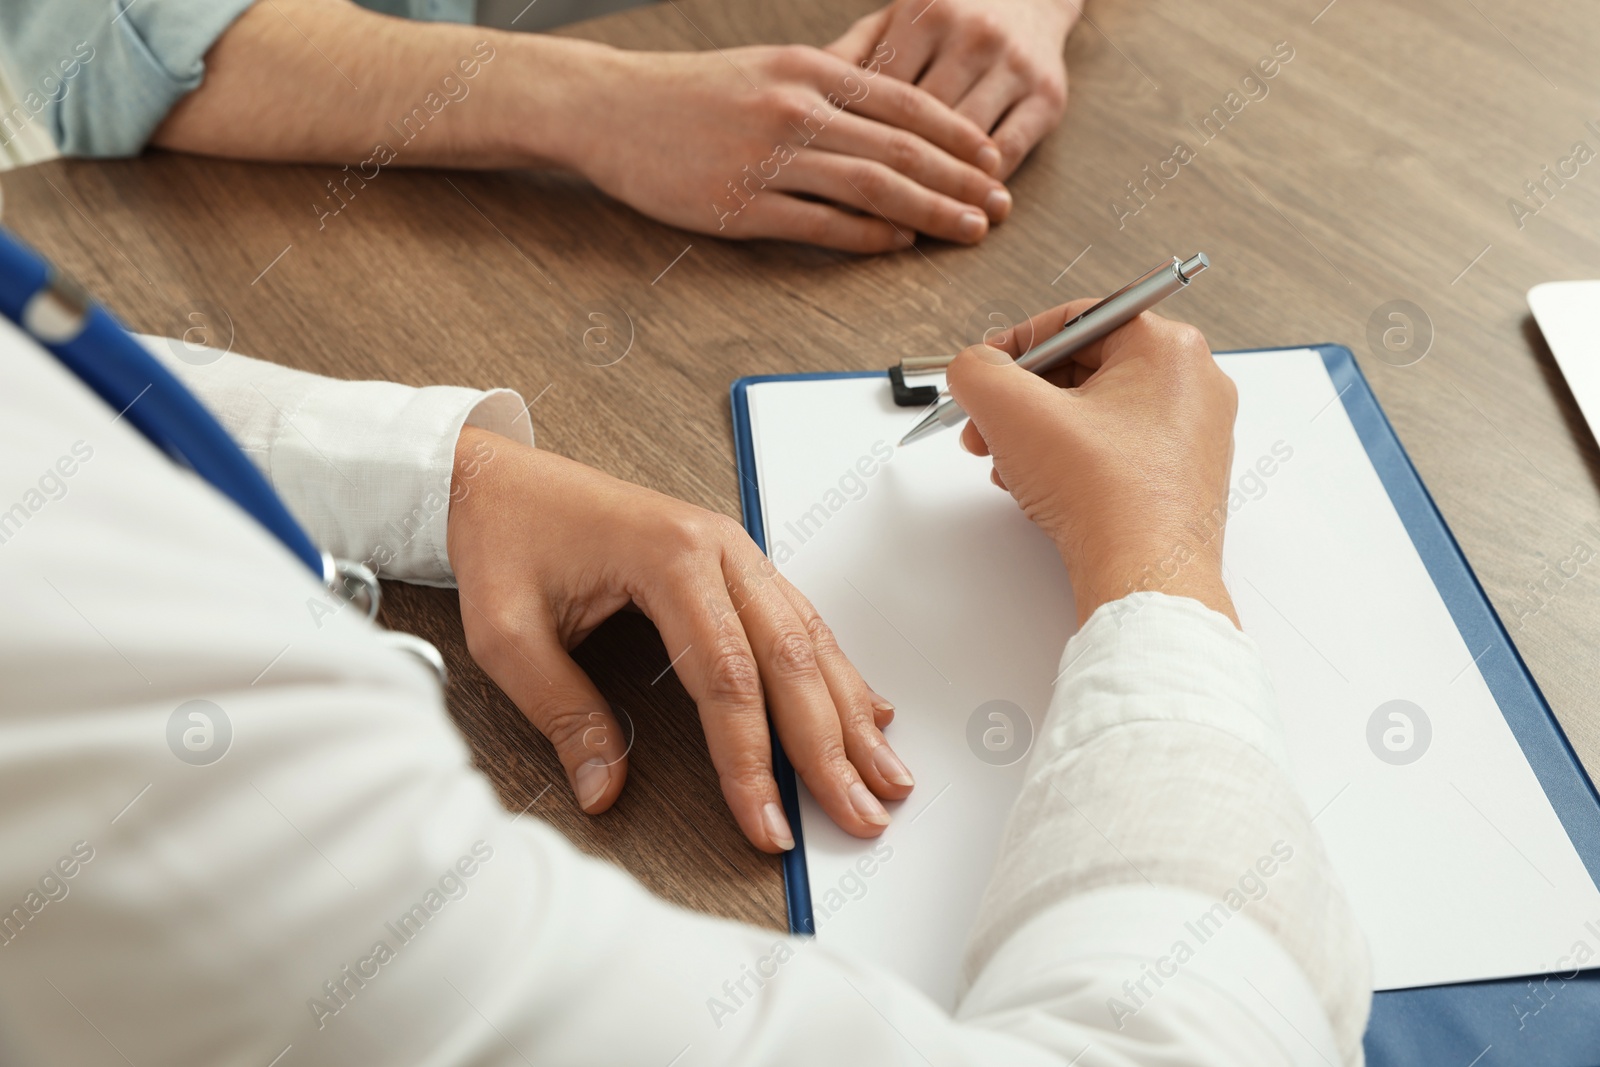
[{"left": 0, "top": 0, "right": 475, "bottom": 158}]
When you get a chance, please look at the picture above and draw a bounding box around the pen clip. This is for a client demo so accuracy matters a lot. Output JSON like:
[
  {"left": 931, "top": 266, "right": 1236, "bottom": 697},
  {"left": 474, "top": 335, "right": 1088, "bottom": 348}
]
[{"left": 1048, "top": 256, "right": 1182, "bottom": 345}]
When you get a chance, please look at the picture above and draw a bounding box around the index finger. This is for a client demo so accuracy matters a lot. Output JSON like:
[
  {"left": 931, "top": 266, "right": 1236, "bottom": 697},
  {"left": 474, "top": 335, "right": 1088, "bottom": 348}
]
[
  {"left": 985, "top": 299, "right": 1196, "bottom": 387},
  {"left": 982, "top": 297, "right": 1100, "bottom": 362},
  {"left": 638, "top": 559, "right": 793, "bottom": 854},
  {"left": 722, "top": 551, "right": 894, "bottom": 840}
]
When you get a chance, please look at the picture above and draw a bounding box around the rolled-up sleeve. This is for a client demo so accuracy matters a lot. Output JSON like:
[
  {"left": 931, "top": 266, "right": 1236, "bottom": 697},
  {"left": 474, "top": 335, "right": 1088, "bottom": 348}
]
[
  {"left": 0, "top": 0, "right": 260, "bottom": 157},
  {"left": 0, "top": 0, "right": 474, "bottom": 158}
]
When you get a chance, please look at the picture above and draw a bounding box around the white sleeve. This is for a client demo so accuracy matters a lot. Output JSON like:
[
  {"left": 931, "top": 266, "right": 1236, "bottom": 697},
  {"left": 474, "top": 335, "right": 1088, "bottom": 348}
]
[
  {"left": 959, "top": 593, "right": 1373, "bottom": 1064},
  {"left": 0, "top": 324, "right": 1369, "bottom": 1067},
  {"left": 137, "top": 335, "right": 534, "bottom": 586}
]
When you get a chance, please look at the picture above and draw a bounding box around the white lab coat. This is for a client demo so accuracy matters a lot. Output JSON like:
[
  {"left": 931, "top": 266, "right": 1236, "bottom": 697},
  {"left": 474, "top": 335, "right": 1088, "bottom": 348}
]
[{"left": 0, "top": 317, "right": 1369, "bottom": 1066}]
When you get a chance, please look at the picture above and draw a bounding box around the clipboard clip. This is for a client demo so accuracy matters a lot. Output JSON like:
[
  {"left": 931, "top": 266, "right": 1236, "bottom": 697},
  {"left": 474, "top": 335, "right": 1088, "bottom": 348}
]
[{"left": 887, "top": 354, "right": 954, "bottom": 407}]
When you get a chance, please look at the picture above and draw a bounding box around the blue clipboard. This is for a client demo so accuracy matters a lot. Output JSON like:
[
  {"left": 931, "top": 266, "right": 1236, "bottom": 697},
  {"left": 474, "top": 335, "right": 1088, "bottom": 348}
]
[{"left": 729, "top": 345, "right": 1600, "bottom": 1067}]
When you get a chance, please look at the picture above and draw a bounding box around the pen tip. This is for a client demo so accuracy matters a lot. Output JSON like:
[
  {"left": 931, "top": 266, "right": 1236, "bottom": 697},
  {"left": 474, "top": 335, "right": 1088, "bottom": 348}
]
[
  {"left": 897, "top": 424, "right": 928, "bottom": 448},
  {"left": 899, "top": 405, "right": 953, "bottom": 448}
]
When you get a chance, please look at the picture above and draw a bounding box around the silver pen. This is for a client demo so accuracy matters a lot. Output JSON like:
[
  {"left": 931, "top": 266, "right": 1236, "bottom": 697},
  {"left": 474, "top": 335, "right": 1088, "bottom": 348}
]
[{"left": 898, "top": 253, "right": 1211, "bottom": 447}]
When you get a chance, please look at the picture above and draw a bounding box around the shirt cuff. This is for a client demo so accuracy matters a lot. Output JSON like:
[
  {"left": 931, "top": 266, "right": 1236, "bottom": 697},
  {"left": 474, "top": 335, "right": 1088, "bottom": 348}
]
[
  {"left": 1051, "top": 591, "right": 1292, "bottom": 774},
  {"left": 275, "top": 379, "right": 532, "bottom": 586},
  {"left": 136, "top": 334, "right": 533, "bottom": 586}
]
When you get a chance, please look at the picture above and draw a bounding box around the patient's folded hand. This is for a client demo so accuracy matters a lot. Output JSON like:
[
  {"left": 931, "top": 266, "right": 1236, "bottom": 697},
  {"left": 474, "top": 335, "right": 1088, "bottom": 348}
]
[
  {"left": 565, "top": 44, "right": 1011, "bottom": 252},
  {"left": 827, "top": 0, "right": 1076, "bottom": 179}
]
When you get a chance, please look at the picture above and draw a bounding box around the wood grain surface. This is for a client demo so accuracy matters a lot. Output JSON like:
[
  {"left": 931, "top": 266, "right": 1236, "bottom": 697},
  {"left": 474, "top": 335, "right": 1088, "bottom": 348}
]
[{"left": 5, "top": 0, "right": 1599, "bottom": 933}]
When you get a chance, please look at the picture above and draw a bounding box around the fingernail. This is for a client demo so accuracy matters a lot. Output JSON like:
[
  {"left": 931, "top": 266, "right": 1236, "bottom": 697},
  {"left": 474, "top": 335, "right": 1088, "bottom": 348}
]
[
  {"left": 848, "top": 781, "right": 892, "bottom": 826},
  {"left": 763, "top": 801, "right": 795, "bottom": 851},
  {"left": 872, "top": 744, "right": 915, "bottom": 788},
  {"left": 984, "top": 187, "right": 1012, "bottom": 221},
  {"left": 957, "top": 210, "right": 987, "bottom": 242},
  {"left": 977, "top": 144, "right": 1002, "bottom": 174},
  {"left": 975, "top": 345, "right": 1013, "bottom": 365},
  {"left": 574, "top": 758, "right": 610, "bottom": 813},
  {"left": 867, "top": 689, "right": 895, "bottom": 714}
]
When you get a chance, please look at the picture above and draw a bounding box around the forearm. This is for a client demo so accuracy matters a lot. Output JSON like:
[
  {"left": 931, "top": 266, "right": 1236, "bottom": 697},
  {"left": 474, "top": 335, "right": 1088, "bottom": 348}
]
[{"left": 151, "top": 0, "right": 603, "bottom": 169}]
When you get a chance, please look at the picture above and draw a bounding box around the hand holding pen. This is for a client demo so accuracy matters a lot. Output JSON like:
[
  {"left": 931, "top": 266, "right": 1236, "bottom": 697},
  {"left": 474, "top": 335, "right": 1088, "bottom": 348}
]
[
  {"left": 942, "top": 297, "right": 1242, "bottom": 631},
  {"left": 899, "top": 254, "right": 1209, "bottom": 445}
]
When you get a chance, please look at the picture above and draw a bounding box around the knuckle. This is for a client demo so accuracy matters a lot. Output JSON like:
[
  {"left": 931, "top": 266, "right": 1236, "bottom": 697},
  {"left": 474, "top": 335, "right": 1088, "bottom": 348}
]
[
  {"left": 813, "top": 739, "right": 857, "bottom": 782},
  {"left": 840, "top": 701, "right": 878, "bottom": 738},
  {"left": 802, "top": 612, "right": 843, "bottom": 659},
  {"left": 953, "top": 10, "right": 1004, "bottom": 49},
  {"left": 763, "top": 87, "right": 814, "bottom": 129},
  {"left": 770, "top": 43, "right": 819, "bottom": 77},
  {"left": 767, "top": 628, "right": 819, "bottom": 679},
  {"left": 853, "top": 161, "right": 895, "bottom": 200},
  {"left": 878, "top": 79, "right": 923, "bottom": 121},
  {"left": 994, "top": 126, "right": 1028, "bottom": 161},
  {"left": 1168, "top": 321, "right": 1211, "bottom": 356},
  {"left": 967, "top": 11, "right": 1005, "bottom": 45},
  {"left": 706, "top": 635, "right": 764, "bottom": 707},
  {"left": 1036, "top": 71, "right": 1068, "bottom": 111},
  {"left": 719, "top": 753, "right": 773, "bottom": 800},
  {"left": 1211, "top": 366, "right": 1240, "bottom": 410},
  {"left": 883, "top": 130, "right": 923, "bottom": 174},
  {"left": 660, "top": 509, "right": 717, "bottom": 553},
  {"left": 709, "top": 511, "right": 747, "bottom": 541},
  {"left": 1002, "top": 43, "right": 1033, "bottom": 75},
  {"left": 726, "top": 563, "right": 778, "bottom": 611}
]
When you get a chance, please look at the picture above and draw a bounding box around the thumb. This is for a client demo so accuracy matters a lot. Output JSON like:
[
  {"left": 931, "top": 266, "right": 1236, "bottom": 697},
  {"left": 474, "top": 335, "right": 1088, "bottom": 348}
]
[
  {"left": 494, "top": 629, "right": 632, "bottom": 815},
  {"left": 945, "top": 344, "right": 1072, "bottom": 459}
]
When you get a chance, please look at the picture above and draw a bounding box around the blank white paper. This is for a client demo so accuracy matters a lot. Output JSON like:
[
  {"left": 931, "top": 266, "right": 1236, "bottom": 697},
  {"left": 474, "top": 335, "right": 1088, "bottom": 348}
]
[
  {"left": 746, "top": 349, "right": 1600, "bottom": 1003},
  {"left": 1530, "top": 280, "right": 1600, "bottom": 445}
]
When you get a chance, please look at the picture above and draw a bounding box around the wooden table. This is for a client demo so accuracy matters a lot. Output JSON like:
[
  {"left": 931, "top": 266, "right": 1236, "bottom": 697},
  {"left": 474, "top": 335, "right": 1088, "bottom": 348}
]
[{"left": 7, "top": 0, "right": 1600, "bottom": 932}]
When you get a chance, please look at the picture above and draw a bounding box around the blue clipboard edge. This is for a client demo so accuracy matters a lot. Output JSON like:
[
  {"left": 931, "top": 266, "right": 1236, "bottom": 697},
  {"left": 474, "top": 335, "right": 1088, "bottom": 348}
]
[
  {"left": 1304, "top": 343, "right": 1600, "bottom": 1066},
  {"left": 1309, "top": 343, "right": 1600, "bottom": 883},
  {"left": 731, "top": 369, "right": 883, "bottom": 937},
  {"left": 730, "top": 352, "right": 1600, "bottom": 1063}
]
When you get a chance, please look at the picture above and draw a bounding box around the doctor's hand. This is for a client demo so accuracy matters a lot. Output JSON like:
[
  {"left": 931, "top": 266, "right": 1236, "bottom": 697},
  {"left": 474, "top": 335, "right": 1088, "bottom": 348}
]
[
  {"left": 445, "top": 428, "right": 912, "bottom": 852},
  {"left": 827, "top": 0, "right": 1076, "bottom": 178},
  {"left": 567, "top": 44, "right": 1010, "bottom": 251},
  {"left": 944, "top": 304, "right": 1240, "bottom": 628}
]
